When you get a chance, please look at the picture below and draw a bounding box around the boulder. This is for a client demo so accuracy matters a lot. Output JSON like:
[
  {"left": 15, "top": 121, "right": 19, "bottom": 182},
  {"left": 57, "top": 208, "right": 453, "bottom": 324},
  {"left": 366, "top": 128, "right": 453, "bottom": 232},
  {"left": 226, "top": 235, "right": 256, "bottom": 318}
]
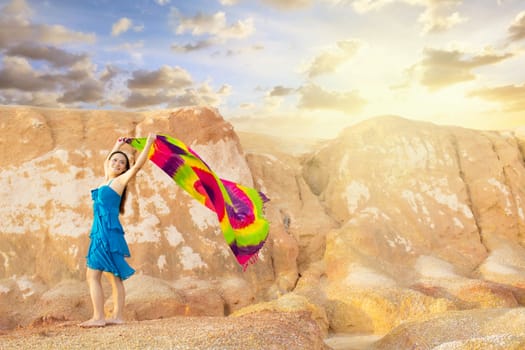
[
  {"left": 371, "top": 308, "right": 525, "bottom": 349},
  {"left": 232, "top": 292, "right": 329, "bottom": 337},
  {"left": 324, "top": 284, "right": 455, "bottom": 334},
  {"left": 31, "top": 279, "right": 90, "bottom": 326},
  {"left": 121, "top": 275, "right": 186, "bottom": 321}
]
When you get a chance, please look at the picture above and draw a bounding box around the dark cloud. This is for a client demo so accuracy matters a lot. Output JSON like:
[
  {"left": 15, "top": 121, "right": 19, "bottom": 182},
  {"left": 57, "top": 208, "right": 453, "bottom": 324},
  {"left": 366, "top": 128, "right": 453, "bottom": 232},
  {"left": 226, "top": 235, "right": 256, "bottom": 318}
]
[
  {"left": 175, "top": 82, "right": 230, "bottom": 108},
  {"left": 123, "top": 82, "right": 228, "bottom": 109},
  {"left": 100, "top": 65, "right": 121, "bottom": 83},
  {"left": 0, "top": 56, "right": 109, "bottom": 108},
  {"left": 127, "top": 65, "right": 193, "bottom": 90},
  {"left": 0, "top": 57, "right": 58, "bottom": 91},
  {"left": 5, "top": 43, "right": 89, "bottom": 68},
  {"left": 171, "top": 39, "right": 215, "bottom": 52},
  {"left": 122, "top": 61, "right": 228, "bottom": 109},
  {"left": 269, "top": 86, "right": 295, "bottom": 97},
  {"left": 123, "top": 91, "right": 169, "bottom": 108},
  {"left": 0, "top": 1, "right": 95, "bottom": 48},
  {"left": 0, "top": 1, "right": 102, "bottom": 107},
  {"left": 57, "top": 80, "right": 104, "bottom": 103}
]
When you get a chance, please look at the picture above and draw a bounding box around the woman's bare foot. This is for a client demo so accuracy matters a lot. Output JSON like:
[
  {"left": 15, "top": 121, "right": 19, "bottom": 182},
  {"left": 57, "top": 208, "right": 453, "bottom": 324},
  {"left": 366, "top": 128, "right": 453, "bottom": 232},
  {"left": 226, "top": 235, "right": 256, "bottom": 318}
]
[
  {"left": 105, "top": 318, "right": 124, "bottom": 325},
  {"left": 79, "top": 319, "right": 106, "bottom": 328}
]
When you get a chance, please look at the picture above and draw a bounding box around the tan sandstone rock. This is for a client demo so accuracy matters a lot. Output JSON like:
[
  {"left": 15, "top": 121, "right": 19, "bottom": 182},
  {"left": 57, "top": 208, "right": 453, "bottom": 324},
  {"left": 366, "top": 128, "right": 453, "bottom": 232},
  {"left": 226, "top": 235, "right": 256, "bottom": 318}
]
[
  {"left": 301, "top": 116, "right": 525, "bottom": 335},
  {"left": 232, "top": 292, "right": 329, "bottom": 337},
  {"left": 371, "top": 308, "right": 525, "bottom": 349},
  {"left": 2, "top": 106, "right": 525, "bottom": 349},
  {"left": 0, "top": 106, "right": 285, "bottom": 328}
]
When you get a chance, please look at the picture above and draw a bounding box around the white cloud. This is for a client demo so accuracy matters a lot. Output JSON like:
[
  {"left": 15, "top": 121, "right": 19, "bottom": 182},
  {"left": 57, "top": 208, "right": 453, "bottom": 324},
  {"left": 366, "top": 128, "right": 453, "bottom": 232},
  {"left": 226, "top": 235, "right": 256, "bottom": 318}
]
[
  {"left": 508, "top": 11, "right": 525, "bottom": 42},
  {"left": 170, "top": 8, "right": 254, "bottom": 42},
  {"left": 305, "top": 39, "right": 361, "bottom": 78},
  {"left": 112, "top": 17, "right": 133, "bottom": 37},
  {"left": 350, "top": 0, "right": 394, "bottom": 13},
  {"left": 417, "top": 1, "right": 467, "bottom": 34},
  {"left": 261, "top": 0, "right": 312, "bottom": 9},
  {"left": 341, "top": 0, "right": 466, "bottom": 34}
]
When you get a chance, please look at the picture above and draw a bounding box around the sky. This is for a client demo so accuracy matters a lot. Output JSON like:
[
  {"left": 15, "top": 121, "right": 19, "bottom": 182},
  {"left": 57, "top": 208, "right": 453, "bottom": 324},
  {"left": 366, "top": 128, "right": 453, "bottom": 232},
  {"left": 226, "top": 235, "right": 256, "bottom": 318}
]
[{"left": 0, "top": 0, "right": 524, "bottom": 139}]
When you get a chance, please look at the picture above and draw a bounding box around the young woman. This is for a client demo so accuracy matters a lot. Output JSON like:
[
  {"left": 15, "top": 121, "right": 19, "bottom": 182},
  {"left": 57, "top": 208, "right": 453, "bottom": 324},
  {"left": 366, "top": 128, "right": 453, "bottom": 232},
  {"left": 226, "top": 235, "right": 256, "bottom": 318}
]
[{"left": 80, "top": 133, "right": 156, "bottom": 328}]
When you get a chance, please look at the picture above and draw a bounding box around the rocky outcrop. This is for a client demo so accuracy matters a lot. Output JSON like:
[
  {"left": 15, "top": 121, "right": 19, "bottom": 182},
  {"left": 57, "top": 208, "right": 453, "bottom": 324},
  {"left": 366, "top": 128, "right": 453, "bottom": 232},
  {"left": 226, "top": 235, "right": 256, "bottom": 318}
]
[
  {"left": 232, "top": 292, "right": 329, "bottom": 337},
  {"left": 2, "top": 106, "right": 525, "bottom": 350},
  {"left": 0, "top": 106, "right": 289, "bottom": 328},
  {"left": 371, "top": 308, "right": 525, "bottom": 349},
  {"left": 299, "top": 116, "right": 525, "bottom": 340}
]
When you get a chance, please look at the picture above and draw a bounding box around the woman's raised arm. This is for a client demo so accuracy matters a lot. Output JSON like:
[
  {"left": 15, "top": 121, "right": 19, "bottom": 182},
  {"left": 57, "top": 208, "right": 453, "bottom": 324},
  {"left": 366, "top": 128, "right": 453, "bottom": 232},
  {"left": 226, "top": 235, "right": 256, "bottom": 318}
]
[{"left": 118, "top": 133, "right": 156, "bottom": 186}]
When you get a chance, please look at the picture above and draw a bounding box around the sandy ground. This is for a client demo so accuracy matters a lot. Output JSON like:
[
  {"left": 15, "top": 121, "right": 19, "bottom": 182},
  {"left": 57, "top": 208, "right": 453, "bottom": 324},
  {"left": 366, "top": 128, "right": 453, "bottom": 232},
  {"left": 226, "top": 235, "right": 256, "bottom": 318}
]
[{"left": 0, "top": 312, "right": 336, "bottom": 350}]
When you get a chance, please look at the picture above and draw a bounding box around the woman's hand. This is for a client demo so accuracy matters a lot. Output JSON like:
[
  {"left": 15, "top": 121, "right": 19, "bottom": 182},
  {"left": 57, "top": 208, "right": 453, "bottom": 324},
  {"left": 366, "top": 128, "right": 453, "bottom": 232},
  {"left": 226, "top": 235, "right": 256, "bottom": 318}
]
[
  {"left": 147, "top": 132, "right": 156, "bottom": 141},
  {"left": 144, "top": 133, "right": 156, "bottom": 148},
  {"left": 117, "top": 132, "right": 157, "bottom": 185},
  {"left": 117, "top": 137, "right": 132, "bottom": 144}
]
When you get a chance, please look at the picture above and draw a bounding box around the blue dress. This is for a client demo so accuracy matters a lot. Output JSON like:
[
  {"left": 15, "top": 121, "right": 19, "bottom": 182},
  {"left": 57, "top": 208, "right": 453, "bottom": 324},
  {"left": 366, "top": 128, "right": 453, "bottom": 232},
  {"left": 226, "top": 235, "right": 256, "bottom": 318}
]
[{"left": 86, "top": 182, "right": 135, "bottom": 280}]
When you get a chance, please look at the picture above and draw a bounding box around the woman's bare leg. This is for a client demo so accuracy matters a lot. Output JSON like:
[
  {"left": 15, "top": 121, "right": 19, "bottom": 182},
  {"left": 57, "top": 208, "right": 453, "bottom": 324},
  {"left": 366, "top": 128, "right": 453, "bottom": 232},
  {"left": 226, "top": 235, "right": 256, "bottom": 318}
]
[
  {"left": 105, "top": 272, "right": 125, "bottom": 324},
  {"left": 79, "top": 268, "right": 106, "bottom": 327}
]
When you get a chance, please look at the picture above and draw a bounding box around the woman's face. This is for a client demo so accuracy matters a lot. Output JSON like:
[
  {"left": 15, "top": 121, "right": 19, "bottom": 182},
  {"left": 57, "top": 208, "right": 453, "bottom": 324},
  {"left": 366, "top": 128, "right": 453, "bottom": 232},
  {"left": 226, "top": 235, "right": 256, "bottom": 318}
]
[{"left": 109, "top": 153, "right": 129, "bottom": 175}]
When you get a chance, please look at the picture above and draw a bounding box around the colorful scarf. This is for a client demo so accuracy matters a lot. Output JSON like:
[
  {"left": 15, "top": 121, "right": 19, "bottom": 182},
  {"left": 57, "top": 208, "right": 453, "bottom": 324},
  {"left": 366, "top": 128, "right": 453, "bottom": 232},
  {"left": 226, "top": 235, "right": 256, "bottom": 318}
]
[{"left": 129, "top": 135, "right": 269, "bottom": 270}]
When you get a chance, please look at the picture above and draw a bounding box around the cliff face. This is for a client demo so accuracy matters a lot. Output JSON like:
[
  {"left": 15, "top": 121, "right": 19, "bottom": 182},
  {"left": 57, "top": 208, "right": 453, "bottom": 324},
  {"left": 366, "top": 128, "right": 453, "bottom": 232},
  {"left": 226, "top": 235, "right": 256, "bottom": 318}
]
[
  {"left": 0, "top": 107, "right": 262, "bottom": 282},
  {"left": 0, "top": 107, "right": 289, "bottom": 330},
  {"left": 303, "top": 116, "right": 525, "bottom": 275},
  {"left": 300, "top": 115, "right": 525, "bottom": 337},
  {"left": 1, "top": 107, "right": 525, "bottom": 347}
]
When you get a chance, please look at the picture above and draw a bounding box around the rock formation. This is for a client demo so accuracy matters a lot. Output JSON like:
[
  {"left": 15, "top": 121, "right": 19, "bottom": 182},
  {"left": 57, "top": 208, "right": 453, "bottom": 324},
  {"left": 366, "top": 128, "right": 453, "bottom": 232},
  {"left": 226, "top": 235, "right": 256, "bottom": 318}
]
[
  {"left": 299, "top": 116, "right": 525, "bottom": 333},
  {"left": 1, "top": 106, "right": 525, "bottom": 349},
  {"left": 0, "top": 106, "right": 282, "bottom": 327}
]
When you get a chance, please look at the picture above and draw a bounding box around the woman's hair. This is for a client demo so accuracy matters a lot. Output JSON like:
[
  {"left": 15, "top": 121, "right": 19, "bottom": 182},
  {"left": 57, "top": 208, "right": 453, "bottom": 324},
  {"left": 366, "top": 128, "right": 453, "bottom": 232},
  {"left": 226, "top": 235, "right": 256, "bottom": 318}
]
[{"left": 108, "top": 151, "right": 130, "bottom": 214}]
